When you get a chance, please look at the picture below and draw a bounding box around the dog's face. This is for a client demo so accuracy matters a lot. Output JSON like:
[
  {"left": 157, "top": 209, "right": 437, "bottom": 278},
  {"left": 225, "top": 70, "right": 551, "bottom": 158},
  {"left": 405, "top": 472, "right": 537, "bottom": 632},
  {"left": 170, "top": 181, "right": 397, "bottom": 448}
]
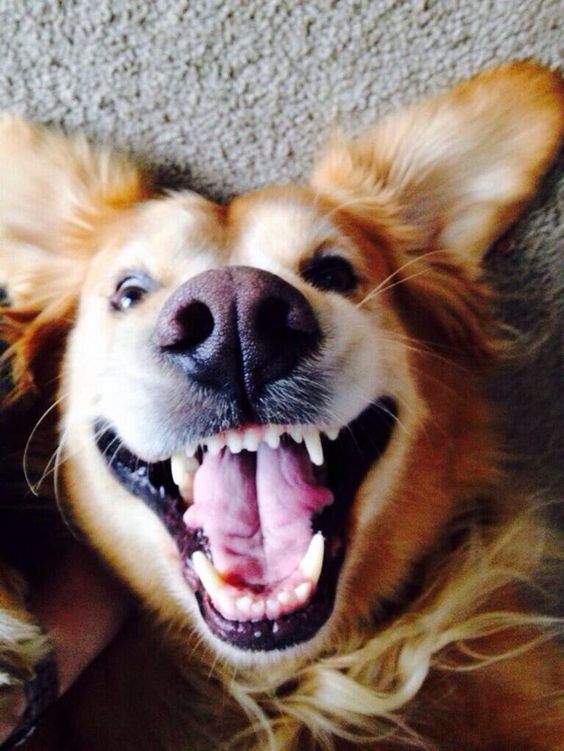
[
  {"left": 2, "top": 63, "right": 562, "bottom": 666},
  {"left": 63, "top": 186, "right": 419, "bottom": 658}
]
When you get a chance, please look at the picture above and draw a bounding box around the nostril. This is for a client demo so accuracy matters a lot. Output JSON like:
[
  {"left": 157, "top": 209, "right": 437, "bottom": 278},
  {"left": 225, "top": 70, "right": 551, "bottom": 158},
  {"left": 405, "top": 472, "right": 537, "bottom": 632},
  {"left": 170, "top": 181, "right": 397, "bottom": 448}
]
[
  {"left": 176, "top": 301, "right": 214, "bottom": 349},
  {"left": 162, "top": 301, "right": 215, "bottom": 351},
  {"left": 255, "top": 298, "right": 293, "bottom": 338},
  {"left": 254, "top": 296, "right": 319, "bottom": 340}
]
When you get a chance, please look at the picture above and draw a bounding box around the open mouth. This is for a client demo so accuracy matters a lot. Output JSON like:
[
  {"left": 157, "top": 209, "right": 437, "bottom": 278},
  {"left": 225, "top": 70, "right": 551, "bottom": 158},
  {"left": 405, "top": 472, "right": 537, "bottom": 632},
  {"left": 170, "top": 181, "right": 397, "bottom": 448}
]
[{"left": 94, "top": 397, "right": 397, "bottom": 652}]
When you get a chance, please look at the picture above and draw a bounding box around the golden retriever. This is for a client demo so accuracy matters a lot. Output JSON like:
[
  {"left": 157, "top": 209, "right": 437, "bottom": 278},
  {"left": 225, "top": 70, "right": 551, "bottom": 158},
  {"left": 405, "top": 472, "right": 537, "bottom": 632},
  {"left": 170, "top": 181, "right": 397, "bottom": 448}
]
[{"left": 0, "top": 61, "right": 563, "bottom": 750}]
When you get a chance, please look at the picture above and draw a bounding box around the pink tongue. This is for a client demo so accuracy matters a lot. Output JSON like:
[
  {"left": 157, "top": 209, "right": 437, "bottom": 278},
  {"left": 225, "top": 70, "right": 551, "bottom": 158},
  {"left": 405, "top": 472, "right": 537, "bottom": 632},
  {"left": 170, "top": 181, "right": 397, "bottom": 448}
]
[{"left": 183, "top": 442, "right": 333, "bottom": 587}]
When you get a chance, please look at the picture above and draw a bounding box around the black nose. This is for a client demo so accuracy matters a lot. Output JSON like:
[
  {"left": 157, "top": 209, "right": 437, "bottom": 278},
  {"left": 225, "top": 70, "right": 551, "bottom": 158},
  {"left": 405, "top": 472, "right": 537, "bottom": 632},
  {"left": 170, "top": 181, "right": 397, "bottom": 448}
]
[{"left": 154, "top": 267, "right": 321, "bottom": 403}]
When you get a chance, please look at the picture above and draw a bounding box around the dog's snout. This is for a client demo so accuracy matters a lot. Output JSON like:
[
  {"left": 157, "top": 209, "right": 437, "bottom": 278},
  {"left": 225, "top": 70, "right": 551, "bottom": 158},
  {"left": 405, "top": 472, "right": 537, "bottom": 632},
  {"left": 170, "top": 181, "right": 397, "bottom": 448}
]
[{"left": 154, "top": 266, "right": 321, "bottom": 400}]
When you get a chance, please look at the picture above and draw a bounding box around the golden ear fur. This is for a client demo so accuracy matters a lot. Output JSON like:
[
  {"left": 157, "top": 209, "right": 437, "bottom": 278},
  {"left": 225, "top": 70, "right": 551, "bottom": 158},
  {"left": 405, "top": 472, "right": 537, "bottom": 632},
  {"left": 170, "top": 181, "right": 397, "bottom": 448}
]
[
  {"left": 0, "top": 115, "right": 151, "bottom": 307},
  {"left": 0, "top": 116, "right": 151, "bottom": 400},
  {"left": 311, "top": 62, "right": 564, "bottom": 276}
]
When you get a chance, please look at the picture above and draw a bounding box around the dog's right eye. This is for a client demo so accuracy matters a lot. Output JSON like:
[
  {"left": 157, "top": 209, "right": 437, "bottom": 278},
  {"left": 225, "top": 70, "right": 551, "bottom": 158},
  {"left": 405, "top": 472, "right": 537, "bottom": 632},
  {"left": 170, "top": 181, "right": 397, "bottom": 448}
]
[
  {"left": 111, "top": 274, "right": 152, "bottom": 312},
  {"left": 300, "top": 254, "right": 359, "bottom": 294}
]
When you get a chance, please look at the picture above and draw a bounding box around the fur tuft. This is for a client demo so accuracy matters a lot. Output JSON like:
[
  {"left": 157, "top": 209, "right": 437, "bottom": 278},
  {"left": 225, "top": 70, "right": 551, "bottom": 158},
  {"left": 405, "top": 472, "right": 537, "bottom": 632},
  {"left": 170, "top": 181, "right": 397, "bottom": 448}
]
[{"left": 0, "top": 567, "right": 51, "bottom": 713}]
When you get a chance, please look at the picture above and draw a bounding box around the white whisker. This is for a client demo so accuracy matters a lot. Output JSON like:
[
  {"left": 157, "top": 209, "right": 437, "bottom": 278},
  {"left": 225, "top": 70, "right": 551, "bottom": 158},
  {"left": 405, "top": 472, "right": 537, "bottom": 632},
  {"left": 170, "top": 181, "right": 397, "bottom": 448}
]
[
  {"left": 355, "top": 250, "right": 446, "bottom": 310},
  {"left": 356, "top": 268, "right": 428, "bottom": 310},
  {"left": 52, "top": 426, "right": 81, "bottom": 540},
  {"left": 23, "top": 394, "right": 66, "bottom": 495}
]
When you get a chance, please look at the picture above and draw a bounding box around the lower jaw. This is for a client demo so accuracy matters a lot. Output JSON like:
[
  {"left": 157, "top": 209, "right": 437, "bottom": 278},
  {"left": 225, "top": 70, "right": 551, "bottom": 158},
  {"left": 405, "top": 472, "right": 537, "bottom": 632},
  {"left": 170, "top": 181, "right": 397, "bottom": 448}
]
[
  {"left": 193, "top": 543, "right": 344, "bottom": 652},
  {"left": 94, "top": 396, "right": 398, "bottom": 653}
]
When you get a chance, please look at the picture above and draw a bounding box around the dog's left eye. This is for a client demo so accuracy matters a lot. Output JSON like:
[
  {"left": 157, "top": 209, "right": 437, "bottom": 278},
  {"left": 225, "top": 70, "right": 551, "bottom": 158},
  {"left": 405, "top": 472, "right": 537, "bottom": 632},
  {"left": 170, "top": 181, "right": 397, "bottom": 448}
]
[
  {"left": 301, "top": 255, "right": 359, "bottom": 294},
  {"left": 111, "top": 274, "right": 152, "bottom": 312}
]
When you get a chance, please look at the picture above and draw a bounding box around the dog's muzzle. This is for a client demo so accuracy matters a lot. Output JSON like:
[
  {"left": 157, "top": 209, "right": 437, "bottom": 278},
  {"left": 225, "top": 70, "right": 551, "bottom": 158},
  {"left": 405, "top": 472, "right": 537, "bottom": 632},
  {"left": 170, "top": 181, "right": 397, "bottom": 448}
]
[{"left": 95, "top": 266, "right": 397, "bottom": 651}]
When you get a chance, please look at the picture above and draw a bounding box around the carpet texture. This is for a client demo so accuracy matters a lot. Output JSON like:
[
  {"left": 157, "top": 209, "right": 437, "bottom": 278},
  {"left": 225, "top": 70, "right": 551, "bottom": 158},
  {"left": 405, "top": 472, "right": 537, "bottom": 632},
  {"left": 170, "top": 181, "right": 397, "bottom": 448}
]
[{"left": 0, "top": 0, "right": 562, "bottom": 496}]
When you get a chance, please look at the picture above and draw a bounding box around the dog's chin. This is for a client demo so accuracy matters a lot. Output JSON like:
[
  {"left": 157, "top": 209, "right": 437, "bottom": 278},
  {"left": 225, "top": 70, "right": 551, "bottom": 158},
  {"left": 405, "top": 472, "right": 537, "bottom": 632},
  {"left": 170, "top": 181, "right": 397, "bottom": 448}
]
[{"left": 93, "top": 397, "right": 397, "bottom": 653}]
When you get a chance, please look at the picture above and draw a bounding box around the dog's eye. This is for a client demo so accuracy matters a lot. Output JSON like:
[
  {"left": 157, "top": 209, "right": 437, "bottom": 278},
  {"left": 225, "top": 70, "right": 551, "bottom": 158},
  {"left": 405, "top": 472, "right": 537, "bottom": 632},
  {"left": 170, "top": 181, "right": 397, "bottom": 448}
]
[
  {"left": 301, "top": 255, "right": 359, "bottom": 294},
  {"left": 111, "top": 274, "right": 152, "bottom": 312}
]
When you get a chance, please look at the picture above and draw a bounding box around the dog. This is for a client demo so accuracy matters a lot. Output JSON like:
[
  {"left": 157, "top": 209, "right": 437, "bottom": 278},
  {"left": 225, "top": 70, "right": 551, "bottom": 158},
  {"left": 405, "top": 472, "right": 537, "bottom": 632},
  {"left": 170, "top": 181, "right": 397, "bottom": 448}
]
[{"left": 0, "top": 61, "right": 563, "bottom": 750}]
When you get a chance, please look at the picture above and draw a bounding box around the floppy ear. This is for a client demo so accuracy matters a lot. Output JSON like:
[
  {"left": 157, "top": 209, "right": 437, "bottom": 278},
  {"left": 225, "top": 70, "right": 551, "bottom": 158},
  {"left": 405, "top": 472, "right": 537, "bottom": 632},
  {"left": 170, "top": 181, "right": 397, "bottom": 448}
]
[
  {"left": 311, "top": 62, "right": 564, "bottom": 277},
  {"left": 0, "top": 116, "right": 151, "bottom": 399},
  {"left": 0, "top": 115, "right": 151, "bottom": 308}
]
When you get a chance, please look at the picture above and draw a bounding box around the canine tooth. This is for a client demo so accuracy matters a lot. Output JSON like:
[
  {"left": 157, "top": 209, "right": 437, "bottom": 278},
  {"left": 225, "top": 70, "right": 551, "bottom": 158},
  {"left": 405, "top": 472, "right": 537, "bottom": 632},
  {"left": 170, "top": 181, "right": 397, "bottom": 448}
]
[
  {"left": 179, "top": 475, "right": 195, "bottom": 504},
  {"left": 185, "top": 442, "right": 198, "bottom": 458},
  {"left": 325, "top": 427, "right": 340, "bottom": 441},
  {"left": 303, "top": 427, "right": 323, "bottom": 466},
  {"left": 288, "top": 426, "right": 303, "bottom": 444},
  {"left": 294, "top": 581, "right": 312, "bottom": 604},
  {"left": 264, "top": 425, "right": 282, "bottom": 449},
  {"left": 191, "top": 552, "right": 224, "bottom": 596},
  {"left": 298, "top": 533, "right": 325, "bottom": 586},
  {"left": 206, "top": 434, "right": 224, "bottom": 456},
  {"left": 226, "top": 431, "right": 243, "bottom": 454},
  {"left": 171, "top": 453, "right": 188, "bottom": 487},
  {"left": 242, "top": 428, "right": 261, "bottom": 452}
]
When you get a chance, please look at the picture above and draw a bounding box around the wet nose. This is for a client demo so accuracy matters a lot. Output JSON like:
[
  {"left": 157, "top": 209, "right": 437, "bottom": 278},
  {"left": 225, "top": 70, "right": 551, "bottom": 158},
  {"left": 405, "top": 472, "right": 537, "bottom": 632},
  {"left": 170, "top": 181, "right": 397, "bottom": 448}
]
[{"left": 154, "top": 266, "right": 321, "bottom": 402}]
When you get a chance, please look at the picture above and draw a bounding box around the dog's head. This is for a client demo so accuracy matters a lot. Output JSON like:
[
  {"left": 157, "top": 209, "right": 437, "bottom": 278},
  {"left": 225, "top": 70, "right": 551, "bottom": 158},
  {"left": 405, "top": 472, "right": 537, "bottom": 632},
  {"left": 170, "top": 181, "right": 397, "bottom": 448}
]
[{"left": 1, "top": 63, "right": 562, "bottom": 665}]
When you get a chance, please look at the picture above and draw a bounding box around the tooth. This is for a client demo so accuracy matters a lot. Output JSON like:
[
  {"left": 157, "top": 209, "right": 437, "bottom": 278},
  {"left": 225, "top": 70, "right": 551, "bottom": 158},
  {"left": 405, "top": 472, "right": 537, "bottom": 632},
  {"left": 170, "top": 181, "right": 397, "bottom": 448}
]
[
  {"left": 225, "top": 431, "right": 243, "bottom": 454},
  {"left": 171, "top": 452, "right": 189, "bottom": 487},
  {"left": 206, "top": 434, "right": 224, "bottom": 456},
  {"left": 298, "top": 533, "right": 325, "bottom": 585},
  {"left": 171, "top": 453, "right": 199, "bottom": 488},
  {"left": 266, "top": 598, "right": 281, "bottom": 620},
  {"left": 289, "top": 426, "right": 303, "bottom": 444},
  {"left": 294, "top": 581, "right": 312, "bottom": 604},
  {"left": 242, "top": 428, "right": 261, "bottom": 452},
  {"left": 178, "top": 471, "right": 195, "bottom": 503},
  {"left": 277, "top": 590, "right": 294, "bottom": 606},
  {"left": 215, "top": 590, "right": 237, "bottom": 620},
  {"left": 325, "top": 427, "right": 340, "bottom": 441},
  {"left": 303, "top": 427, "right": 323, "bottom": 466},
  {"left": 264, "top": 425, "right": 281, "bottom": 449},
  {"left": 250, "top": 599, "right": 265, "bottom": 621},
  {"left": 236, "top": 595, "right": 253, "bottom": 617},
  {"left": 191, "top": 552, "right": 224, "bottom": 596}
]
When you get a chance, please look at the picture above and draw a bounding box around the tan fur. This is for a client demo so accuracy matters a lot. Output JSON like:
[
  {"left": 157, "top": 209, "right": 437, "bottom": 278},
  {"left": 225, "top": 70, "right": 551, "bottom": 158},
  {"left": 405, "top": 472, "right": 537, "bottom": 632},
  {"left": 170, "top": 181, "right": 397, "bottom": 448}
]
[{"left": 0, "top": 62, "right": 563, "bottom": 750}]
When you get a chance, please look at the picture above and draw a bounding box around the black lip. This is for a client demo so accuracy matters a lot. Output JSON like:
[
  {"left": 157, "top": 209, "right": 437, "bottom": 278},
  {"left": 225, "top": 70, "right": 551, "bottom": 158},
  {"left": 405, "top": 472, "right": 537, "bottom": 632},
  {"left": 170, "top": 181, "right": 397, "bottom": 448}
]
[{"left": 94, "top": 396, "right": 397, "bottom": 651}]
